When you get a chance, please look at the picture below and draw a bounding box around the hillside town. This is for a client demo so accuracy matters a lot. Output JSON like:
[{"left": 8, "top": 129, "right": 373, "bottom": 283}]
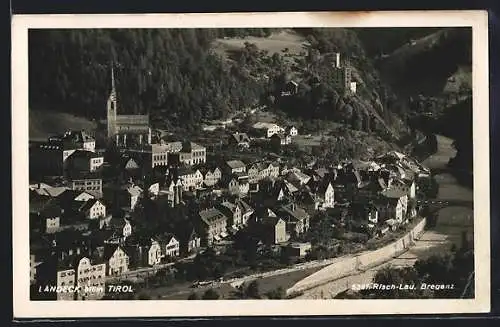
[{"left": 28, "top": 53, "right": 438, "bottom": 301}]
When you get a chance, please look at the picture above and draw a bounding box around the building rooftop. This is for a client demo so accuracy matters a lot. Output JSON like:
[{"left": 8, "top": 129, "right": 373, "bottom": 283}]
[
  {"left": 226, "top": 160, "right": 246, "bottom": 169},
  {"left": 199, "top": 208, "right": 226, "bottom": 225}
]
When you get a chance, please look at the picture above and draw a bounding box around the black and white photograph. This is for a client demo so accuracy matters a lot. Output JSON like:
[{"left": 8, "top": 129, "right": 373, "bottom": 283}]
[{"left": 12, "top": 11, "right": 490, "bottom": 317}]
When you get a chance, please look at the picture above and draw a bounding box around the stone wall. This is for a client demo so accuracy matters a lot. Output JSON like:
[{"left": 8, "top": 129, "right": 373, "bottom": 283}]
[{"left": 287, "top": 218, "right": 427, "bottom": 296}]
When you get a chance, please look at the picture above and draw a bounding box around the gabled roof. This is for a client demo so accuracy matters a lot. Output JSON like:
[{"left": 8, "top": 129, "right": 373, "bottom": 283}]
[
  {"left": 231, "top": 133, "right": 250, "bottom": 143},
  {"left": 261, "top": 216, "right": 284, "bottom": 226},
  {"left": 56, "top": 189, "right": 94, "bottom": 203},
  {"left": 127, "top": 185, "right": 143, "bottom": 197},
  {"left": 218, "top": 201, "right": 239, "bottom": 215},
  {"left": 279, "top": 203, "right": 309, "bottom": 221},
  {"left": 199, "top": 208, "right": 226, "bottom": 225},
  {"left": 67, "top": 150, "right": 102, "bottom": 161},
  {"left": 235, "top": 199, "right": 253, "bottom": 213},
  {"left": 79, "top": 198, "right": 105, "bottom": 213},
  {"left": 381, "top": 187, "right": 407, "bottom": 199},
  {"left": 103, "top": 244, "right": 128, "bottom": 261},
  {"left": 152, "top": 233, "right": 177, "bottom": 246}
]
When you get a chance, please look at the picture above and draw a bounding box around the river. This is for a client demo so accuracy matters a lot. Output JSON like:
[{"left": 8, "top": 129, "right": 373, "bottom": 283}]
[{"left": 293, "top": 135, "right": 474, "bottom": 299}]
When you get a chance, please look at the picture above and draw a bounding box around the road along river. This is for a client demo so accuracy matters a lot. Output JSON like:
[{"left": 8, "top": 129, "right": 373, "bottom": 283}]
[{"left": 290, "top": 135, "right": 474, "bottom": 299}]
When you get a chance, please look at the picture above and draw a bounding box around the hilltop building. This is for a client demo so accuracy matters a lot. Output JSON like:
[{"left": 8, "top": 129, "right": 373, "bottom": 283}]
[{"left": 331, "top": 53, "right": 356, "bottom": 95}]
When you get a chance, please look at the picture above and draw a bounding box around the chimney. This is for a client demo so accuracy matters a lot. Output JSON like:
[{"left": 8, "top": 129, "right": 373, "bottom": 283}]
[{"left": 335, "top": 53, "right": 341, "bottom": 68}]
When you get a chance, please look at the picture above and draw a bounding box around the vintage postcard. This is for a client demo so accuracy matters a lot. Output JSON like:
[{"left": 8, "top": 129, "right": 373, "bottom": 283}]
[{"left": 12, "top": 11, "right": 490, "bottom": 317}]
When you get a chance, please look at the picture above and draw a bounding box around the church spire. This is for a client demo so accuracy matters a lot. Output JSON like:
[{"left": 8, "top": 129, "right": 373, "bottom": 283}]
[{"left": 111, "top": 62, "right": 116, "bottom": 94}]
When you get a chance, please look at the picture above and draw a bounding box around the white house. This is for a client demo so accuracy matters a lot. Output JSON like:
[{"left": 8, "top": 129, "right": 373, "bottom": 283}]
[
  {"left": 105, "top": 245, "right": 130, "bottom": 276},
  {"left": 127, "top": 185, "right": 143, "bottom": 211},
  {"left": 287, "top": 126, "right": 298, "bottom": 137},
  {"left": 80, "top": 199, "right": 106, "bottom": 220},
  {"left": 164, "top": 234, "right": 180, "bottom": 258},
  {"left": 148, "top": 239, "right": 163, "bottom": 266},
  {"left": 76, "top": 257, "right": 106, "bottom": 300},
  {"left": 252, "top": 122, "right": 284, "bottom": 138}
]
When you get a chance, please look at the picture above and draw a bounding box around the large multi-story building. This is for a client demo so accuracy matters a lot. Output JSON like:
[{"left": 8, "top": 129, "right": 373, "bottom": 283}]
[
  {"left": 68, "top": 172, "right": 103, "bottom": 197},
  {"left": 198, "top": 208, "right": 228, "bottom": 246},
  {"left": 331, "top": 53, "right": 356, "bottom": 95},
  {"left": 166, "top": 141, "right": 207, "bottom": 166}
]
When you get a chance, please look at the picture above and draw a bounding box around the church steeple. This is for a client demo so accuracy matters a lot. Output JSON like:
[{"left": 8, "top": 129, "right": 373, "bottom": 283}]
[
  {"left": 107, "top": 62, "right": 118, "bottom": 138},
  {"left": 110, "top": 62, "right": 117, "bottom": 102}
]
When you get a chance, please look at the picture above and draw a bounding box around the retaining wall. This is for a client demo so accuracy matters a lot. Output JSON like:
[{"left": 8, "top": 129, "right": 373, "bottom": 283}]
[{"left": 287, "top": 218, "right": 427, "bottom": 296}]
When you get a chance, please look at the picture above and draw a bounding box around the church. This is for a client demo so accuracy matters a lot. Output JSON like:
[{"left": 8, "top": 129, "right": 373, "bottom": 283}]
[{"left": 106, "top": 66, "right": 152, "bottom": 147}]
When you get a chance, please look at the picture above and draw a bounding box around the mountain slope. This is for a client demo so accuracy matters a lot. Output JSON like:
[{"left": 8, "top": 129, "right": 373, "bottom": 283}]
[
  {"left": 29, "top": 109, "right": 97, "bottom": 141},
  {"left": 375, "top": 27, "right": 472, "bottom": 98}
]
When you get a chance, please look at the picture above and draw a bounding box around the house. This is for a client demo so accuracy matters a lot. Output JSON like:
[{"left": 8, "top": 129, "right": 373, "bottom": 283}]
[
  {"left": 316, "top": 181, "right": 335, "bottom": 209},
  {"left": 57, "top": 189, "right": 95, "bottom": 203},
  {"left": 103, "top": 183, "right": 141, "bottom": 212},
  {"left": 75, "top": 255, "right": 106, "bottom": 300},
  {"left": 286, "top": 169, "right": 311, "bottom": 187},
  {"left": 217, "top": 201, "right": 243, "bottom": 228},
  {"left": 201, "top": 166, "right": 222, "bottom": 187},
  {"left": 277, "top": 202, "right": 310, "bottom": 236},
  {"left": 105, "top": 217, "right": 133, "bottom": 241},
  {"left": 30, "top": 183, "right": 69, "bottom": 198},
  {"left": 236, "top": 199, "right": 254, "bottom": 226},
  {"left": 234, "top": 172, "right": 250, "bottom": 195},
  {"left": 247, "top": 161, "right": 280, "bottom": 183},
  {"left": 59, "top": 130, "right": 96, "bottom": 152},
  {"left": 225, "top": 160, "right": 246, "bottom": 175},
  {"left": 29, "top": 130, "right": 95, "bottom": 177},
  {"left": 176, "top": 227, "right": 202, "bottom": 255},
  {"left": 281, "top": 80, "right": 299, "bottom": 96},
  {"left": 286, "top": 126, "right": 298, "bottom": 137},
  {"left": 163, "top": 141, "right": 206, "bottom": 166},
  {"left": 270, "top": 133, "right": 292, "bottom": 147},
  {"left": 30, "top": 254, "right": 40, "bottom": 284},
  {"left": 380, "top": 188, "right": 408, "bottom": 223},
  {"left": 225, "top": 176, "right": 241, "bottom": 196},
  {"left": 285, "top": 242, "right": 312, "bottom": 258},
  {"left": 30, "top": 195, "right": 63, "bottom": 234},
  {"left": 229, "top": 132, "right": 251, "bottom": 148},
  {"left": 177, "top": 167, "right": 204, "bottom": 191},
  {"left": 198, "top": 208, "right": 228, "bottom": 246},
  {"left": 55, "top": 258, "right": 78, "bottom": 301},
  {"left": 104, "top": 245, "right": 130, "bottom": 276},
  {"left": 65, "top": 150, "right": 104, "bottom": 174},
  {"left": 351, "top": 202, "right": 379, "bottom": 225},
  {"left": 148, "top": 238, "right": 163, "bottom": 266},
  {"left": 78, "top": 199, "right": 106, "bottom": 220},
  {"left": 122, "top": 156, "right": 140, "bottom": 170},
  {"left": 259, "top": 217, "right": 289, "bottom": 245},
  {"left": 163, "top": 234, "right": 180, "bottom": 258},
  {"left": 251, "top": 122, "right": 284, "bottom": 138},
  {"left": 162, "top": 177, "right": 183, "bottom": 207},
  {"left": 69, "top": 172, "right": 103, "bottom": 197}
]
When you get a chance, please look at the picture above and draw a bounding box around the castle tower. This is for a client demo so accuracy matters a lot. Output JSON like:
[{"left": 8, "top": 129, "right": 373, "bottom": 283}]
[{"left": 107, "top": 64, "right": 117, "bottom": 138}]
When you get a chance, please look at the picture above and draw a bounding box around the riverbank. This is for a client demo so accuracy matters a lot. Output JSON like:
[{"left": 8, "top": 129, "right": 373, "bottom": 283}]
[{"left": 291, "top": 134, "right": 473, "bottom": 299}]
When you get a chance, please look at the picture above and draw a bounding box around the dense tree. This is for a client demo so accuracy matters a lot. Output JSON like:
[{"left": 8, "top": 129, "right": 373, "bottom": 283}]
[
  {"left": 244, "top": 280, "right": 261, "bottom": 299},
  {"left": 201, "top": 288, "right": 220, "bottom": 300},
  {"left": 187, "top": 292, "right": 199, "bottom": 300},
  {"left": 29, "top": 29, "right": 265, "bottom": 129}
]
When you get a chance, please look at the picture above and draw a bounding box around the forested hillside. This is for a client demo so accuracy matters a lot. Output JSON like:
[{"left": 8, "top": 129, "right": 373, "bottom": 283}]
[
  {"left": 29, "top": 29, "right": 266, "bottom": 131},
  {"left": 29, "top": 28, "right": 454, "bottom": 140}
]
